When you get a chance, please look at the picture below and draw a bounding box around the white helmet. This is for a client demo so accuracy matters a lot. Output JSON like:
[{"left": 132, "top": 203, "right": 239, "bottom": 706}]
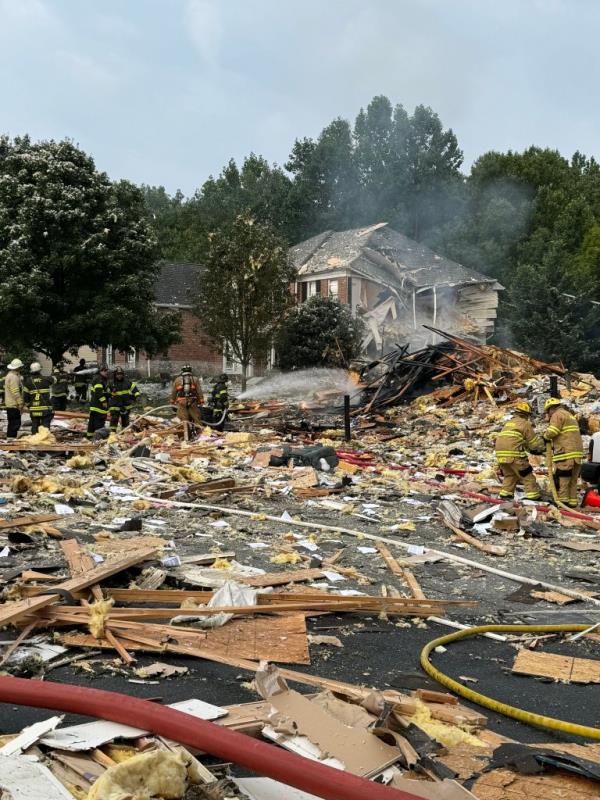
[
  {"left": 7, "top": 359, "right": 23, "bottom": 370},
  {"left": 29, "top": 362, "right": 42, "bottom": 373}
]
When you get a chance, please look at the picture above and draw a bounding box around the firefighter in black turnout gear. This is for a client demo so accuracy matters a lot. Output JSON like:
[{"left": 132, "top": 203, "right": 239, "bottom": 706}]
[
  {"left": 51, "top": 366, "right": 69, "bottom": 411},
  {"left": 109, "top": 367, "right": 140, "bottom": 432},
  {"left": 86, "top": 364, "right": 110, "bottom": 439},
  {"left": 209, "top": 373, "right": 229, "bottom": 431},
  {"left": 23, "top": 362, "right": 54, "bottom": 434}
]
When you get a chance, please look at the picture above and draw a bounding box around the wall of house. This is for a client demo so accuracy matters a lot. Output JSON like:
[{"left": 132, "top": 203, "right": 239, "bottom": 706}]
[{"left": 98, "top": 309, "right": 269, "bottom": 379}]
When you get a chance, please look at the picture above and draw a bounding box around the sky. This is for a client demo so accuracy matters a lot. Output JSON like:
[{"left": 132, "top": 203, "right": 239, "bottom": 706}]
[{"left": 1, "top": 0, "right": 599, "bottom": 196}]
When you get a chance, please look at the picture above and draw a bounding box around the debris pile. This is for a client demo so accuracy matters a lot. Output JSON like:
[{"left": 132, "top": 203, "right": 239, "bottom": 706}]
[
  {"left": 0, "top": 353, "right": 598, "bottom": 798},
  {"left": 358, "top": 326, "right": 566, "bottom": 411}
]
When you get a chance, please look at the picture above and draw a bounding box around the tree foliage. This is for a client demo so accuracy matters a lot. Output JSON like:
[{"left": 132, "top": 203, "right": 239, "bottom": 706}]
[
  {"left": 0, "top": 136, "right": 180, "bottom": 363},
  {"left": 194, "top": 215, "right": 295, "bottom": 389},
  {"left": 275, "top": 296, "right": 364, "bottom": 371},
  {"left": 146, "top": 95, "right": 600, "bottom": 372}
]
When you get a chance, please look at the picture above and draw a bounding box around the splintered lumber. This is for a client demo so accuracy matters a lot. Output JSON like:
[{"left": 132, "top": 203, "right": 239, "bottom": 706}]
[
  {"left": 0, "top": 513, "right": 62, "bottom": 531},
  {"left": 62, "top": 614, "right": 311, "bottom": 665},
  {"left": 439, "top": 501, "right": 507, "bottom": 557},
  {"left": 0, "top": 442, "right": 96, "bottom": 452},
  {"left": 241, "top": 568, "right": 324, "bottom": 587},
  {"left": 376, "top": 542, "right": 427, "bottom": 600},
  {"left": 61, "top": 539, "right": 134, "bottom": 665},
  {"left": 0, "top": 547, "right": 157, "bottom": 628}
]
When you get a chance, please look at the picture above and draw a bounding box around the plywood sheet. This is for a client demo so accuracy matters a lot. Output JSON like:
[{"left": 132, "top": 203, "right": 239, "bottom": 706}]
[
  {"left": 472, "top": 768, "right": 599, "bottom": 799},
  {"left": 512, "top": 650, "right": 600, "bottom": 683},
  {"left": 63, "top": 614, "right": 310, "bottom": 664},
  {"left": 242, "top": 569, "right": 323, "bottom": 588}
]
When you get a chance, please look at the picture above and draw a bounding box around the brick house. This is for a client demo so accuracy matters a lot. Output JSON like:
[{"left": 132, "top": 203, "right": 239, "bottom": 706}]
[{"left": 99, "top": 262, "right": 266, "bottom": 379}]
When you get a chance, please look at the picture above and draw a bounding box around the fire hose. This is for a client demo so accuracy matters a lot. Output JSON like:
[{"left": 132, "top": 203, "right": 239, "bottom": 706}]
[
  {"left": 421, "top": 624, "right": 600, "bottom": 740},
  {"left": 0, "top": 677, "right": 424, "bottom": 800},
  {"left": 117, "top": 404, "right": 229, "bottom": 437}
]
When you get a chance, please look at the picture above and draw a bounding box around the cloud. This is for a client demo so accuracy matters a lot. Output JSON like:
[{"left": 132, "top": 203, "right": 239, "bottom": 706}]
[{"left": 183, "top": 0, "right": 223, "bottom": 66}]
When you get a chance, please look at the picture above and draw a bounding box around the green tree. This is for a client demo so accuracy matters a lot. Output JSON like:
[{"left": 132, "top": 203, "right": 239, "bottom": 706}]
[
  {"left": 0, "top": 136, "right": 180, "bottom": 364},
  {"left": 194, "top": 215, "right": 295, "bottom": 390},
  {"left": 286, "top": 119, "right": 360, "bottom": 237},
  {"left": 275, "top": 296, "right": 364, "bottom": 371},
  {"left": 508, "top": 252, "right": 600, "bottom": 370}
]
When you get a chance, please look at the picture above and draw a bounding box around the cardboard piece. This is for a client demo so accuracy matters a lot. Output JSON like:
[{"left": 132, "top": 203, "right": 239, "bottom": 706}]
[
  {"left": 512, "top": 649, "right": 600, "bottom": 684},
  {"left": 267, "top": 688, "right": 400, "bottom": 777}
]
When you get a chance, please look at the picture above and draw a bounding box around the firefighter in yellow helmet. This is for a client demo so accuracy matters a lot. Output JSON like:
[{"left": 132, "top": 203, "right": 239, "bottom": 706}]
[
  {"left": 495, "top": 401, "right": 544, "bottom": 501},
  {"left": 543, "top": 397, "right": 583, "bottom": 508}
]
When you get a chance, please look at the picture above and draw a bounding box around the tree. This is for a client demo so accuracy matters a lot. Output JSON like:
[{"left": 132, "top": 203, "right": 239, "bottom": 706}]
[
  {"left": 508, "top": 252, "right": 600, "bottom": 370},
  {"left": 0, "top": 136, "right": 180, "bottom": 363},
  {"left": 275, "top": 296, "right": 364, "bottom": 371},
  {"left": 194, "top": 215, "right": 295, "bottom": 390}
]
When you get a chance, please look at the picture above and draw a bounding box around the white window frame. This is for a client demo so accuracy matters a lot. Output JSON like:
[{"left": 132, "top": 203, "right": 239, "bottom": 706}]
[
  {"left": 127, "top": 347, "right": 137, "bottom": 368},
  {"left": 307, "top": 280, "right": 319, "bottom": 298},
  {"left": 328, "top": 279, "right": 339, "bottom": 299}
]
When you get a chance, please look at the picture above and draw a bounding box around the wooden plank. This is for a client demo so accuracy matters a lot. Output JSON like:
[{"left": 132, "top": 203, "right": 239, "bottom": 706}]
[
  {"left": 0, "top": 547, "right": 157, "bottom": 628},
  {"left": 376, "top": 542, "right": 404, "bottom": 577},
  {"left": 61, "top": 539, "right": 134, "bottom": 665},
  {"left": 241, "top": 568, "right": 324, "bottom": 587},
  {"left": 0, "top": 513, "right": 62, "bottom": 531},
  {"left": 0, "top": 443, "right": 96, "bottom": 452},
  {"left": 512, "top": 649, "right": 600, "bottom": 683},
  {"left": 63, "top": 614, "right": 311, "bottom": 665}
]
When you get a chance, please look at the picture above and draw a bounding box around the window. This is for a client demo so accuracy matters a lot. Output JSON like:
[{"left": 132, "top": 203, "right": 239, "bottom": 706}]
[
  {"left": 127, "top": 348, "right": 137, "bottom": 368},
  {"left": 328, "top": 279, "right": 339, "bottom": 299},
  {"left": 307, "top": 280, "right": 321, "bottom": 298}
]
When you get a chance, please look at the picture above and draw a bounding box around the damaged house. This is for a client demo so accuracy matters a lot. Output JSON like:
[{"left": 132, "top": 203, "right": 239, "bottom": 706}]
[{"left": 290, "top": 222, "right": 503, "bottom": 355}]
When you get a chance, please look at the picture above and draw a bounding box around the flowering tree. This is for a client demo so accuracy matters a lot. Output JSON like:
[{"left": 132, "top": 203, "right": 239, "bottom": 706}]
[{"left": 0, "top": 136, "right": 180, "bottom": 363}]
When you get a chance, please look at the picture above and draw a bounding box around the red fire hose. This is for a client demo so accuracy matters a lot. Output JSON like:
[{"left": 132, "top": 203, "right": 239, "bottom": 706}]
[{"left": 0, "top": 677, "right": 425, "bottom": 800}]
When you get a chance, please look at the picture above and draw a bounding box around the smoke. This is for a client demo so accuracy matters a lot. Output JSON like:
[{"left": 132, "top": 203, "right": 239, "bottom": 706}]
[{"left": 237, "top": 368, "right": 359, "bottom": 404}]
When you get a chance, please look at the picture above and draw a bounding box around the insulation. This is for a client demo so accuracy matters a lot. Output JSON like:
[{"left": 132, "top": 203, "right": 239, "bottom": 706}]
[{"left": 88, "top": 750, "right": 188, "bottom": 800}]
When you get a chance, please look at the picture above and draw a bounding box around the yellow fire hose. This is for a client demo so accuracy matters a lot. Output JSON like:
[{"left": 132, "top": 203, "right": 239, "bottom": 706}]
[
  {"left": 545, "top": 442, "right": 572, "bottom": 511},
  {"left": 420, "top": 624, "right": 600, "bottom": 739}
]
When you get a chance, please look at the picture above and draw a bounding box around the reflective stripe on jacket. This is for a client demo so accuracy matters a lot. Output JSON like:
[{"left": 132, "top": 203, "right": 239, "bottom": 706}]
[
  {"left": 23, "top": 376, "right": 53, "bottom": 415},
  {"left": 495, "top": 415, "right": 543, "bottom": 463},
  {"left": 109, "top": 379, "right": 141, "bottom": 412},
  {"left": 4, "top": 371, "right": 23, "bottom": 408},
  {"left": 51, "top": 375, "right": 69, "bottom": 397},
  {"left": 89, "top": 379, "right": 110, "bottom": 415},
  {"left": 544, "top": 407, "right": 583, "bottom": 463},
  {"left": 211, "top": 382, "right": 229, "bottom": 410}
]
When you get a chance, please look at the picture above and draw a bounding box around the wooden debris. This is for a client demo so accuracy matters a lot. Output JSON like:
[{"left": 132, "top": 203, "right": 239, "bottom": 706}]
[{"left": 513, "top": 649, "right": 600, "bottom": 683}]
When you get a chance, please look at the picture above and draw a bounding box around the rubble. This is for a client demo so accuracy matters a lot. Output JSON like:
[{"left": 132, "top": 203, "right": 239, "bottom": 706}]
[{"left": 0, "top": 353, "right": 599, "bottom": 799}]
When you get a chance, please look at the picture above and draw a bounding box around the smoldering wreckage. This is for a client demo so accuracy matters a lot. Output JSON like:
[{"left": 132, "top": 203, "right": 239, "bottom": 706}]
[{"left": 1, "top": 332, "right": 600, "bottom": 799}]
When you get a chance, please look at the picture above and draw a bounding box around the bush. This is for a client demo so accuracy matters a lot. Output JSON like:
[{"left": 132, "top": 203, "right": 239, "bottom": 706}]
[{"left": 275, "top": 296, "right": 364, "bottom": 370}]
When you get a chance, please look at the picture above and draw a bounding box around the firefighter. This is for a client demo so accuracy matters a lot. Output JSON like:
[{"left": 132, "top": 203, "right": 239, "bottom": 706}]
[
  {"left": 171, "top": 364, "right": 203, "bottom": 438},
  {"left": 495, "top": 400, "right": 544, "bottom": 501},
  {"left": 23, "top": 362, "right": 54, "bottom": 434},
  {"left": 86, "top": 364, "right": 110, "bottom": 439},
  {"left": 4, "top": 359, "right": 24, "bottom": 438},
  {"left": 544, "top": 397, "right": 584, "bottom": 508},
  {"left": 209, "top": 373, "right": 229, "bottom": 431},
  {"left": 0, "top": 363, "right": 6, "bottom": 407},
  {"left": 109, "top": 367, "right": 140, "bottom": 432},
  {"left": 51, "top": 365, "right": 69, "bottom": 411},
  {"left": 73, "top": 358, "right": 89, "bottom": 403}
]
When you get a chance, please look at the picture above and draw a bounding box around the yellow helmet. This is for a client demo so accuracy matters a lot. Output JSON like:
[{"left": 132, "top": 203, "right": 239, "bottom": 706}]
[
  {"left": 544, "top": 397, "right": 562, "bottom": 412},
  {"left": 515, "top": 401, "right": 532, "bottom": 414}
]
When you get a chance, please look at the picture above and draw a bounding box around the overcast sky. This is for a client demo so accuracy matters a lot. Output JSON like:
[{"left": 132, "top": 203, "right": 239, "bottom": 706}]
[{"left": 1, "top": 0, "right": 598, "bottom": 195}]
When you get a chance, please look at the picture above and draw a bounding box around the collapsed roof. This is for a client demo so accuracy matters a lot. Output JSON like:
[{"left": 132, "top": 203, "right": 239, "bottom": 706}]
[{"left": 291, "top": 222, "right": 503, "bottom": 293}]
